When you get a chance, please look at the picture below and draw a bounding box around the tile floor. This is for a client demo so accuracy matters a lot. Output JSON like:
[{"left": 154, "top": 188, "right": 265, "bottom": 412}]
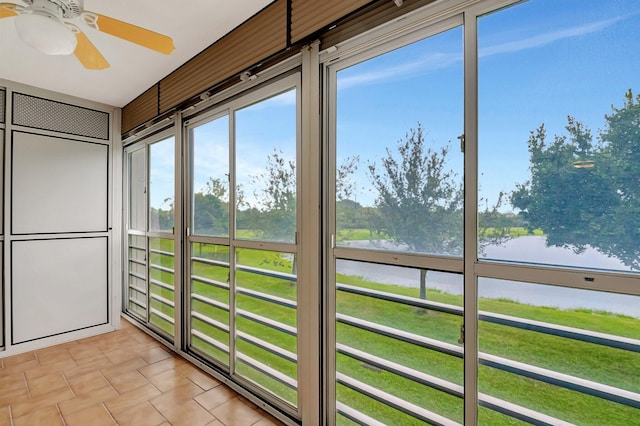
[{"left": 0, "top": 318, "right": 283, "bottom": 426}]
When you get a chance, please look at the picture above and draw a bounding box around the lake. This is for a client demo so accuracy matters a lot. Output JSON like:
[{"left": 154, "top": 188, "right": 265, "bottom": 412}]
[{"left": 336, "top": 236, "right": 640, "bottom": 318}]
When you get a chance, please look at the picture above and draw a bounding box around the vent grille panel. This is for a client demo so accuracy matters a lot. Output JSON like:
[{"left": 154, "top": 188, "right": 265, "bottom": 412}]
[{"left": 13, "top": 93, "right": 109, "bottom": 140}]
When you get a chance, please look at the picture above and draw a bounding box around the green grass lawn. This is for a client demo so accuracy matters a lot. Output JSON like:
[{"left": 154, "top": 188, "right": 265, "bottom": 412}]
[{"left": 133, "top": 236, "right": 640, "bottom": 425}]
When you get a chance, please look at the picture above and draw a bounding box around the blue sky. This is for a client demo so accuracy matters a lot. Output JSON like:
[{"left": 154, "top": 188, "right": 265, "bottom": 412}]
[
  {"left": 336, "top": 0, "right": 640, "bottom": 209},
  {"left": 150, "top": 0, "right": 640, "bottom": 216}
]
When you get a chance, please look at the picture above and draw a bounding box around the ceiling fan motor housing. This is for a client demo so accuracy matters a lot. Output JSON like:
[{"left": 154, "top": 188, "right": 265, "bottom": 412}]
[{"left": 25, "top": 0, "right": 82, "bottom": 19}]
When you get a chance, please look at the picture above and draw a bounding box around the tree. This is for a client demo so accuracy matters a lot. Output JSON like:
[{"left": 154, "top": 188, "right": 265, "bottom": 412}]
[
  {"left": 368, "top": 123, "right": 464, "bottom": 254},
  {"left": 368, "top": 123, "right": 463, "bottom": 299},
  {"left": 511, "top": 90, "right": 640, "bottom": 270},
  {"left": 250, "top": 149, "right": 297, "bottom": 242},
  {"left": 193, "top": 177, "right": 230, "bottom": 236}
]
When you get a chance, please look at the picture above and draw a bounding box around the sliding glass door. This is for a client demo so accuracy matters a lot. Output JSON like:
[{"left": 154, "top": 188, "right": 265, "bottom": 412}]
[
  {"left": 324, "top": 0, "right": 640, "bottom": 424},
  {"left": 124, "top": 131, "right": 176, "bottom": 341},
  {"left": 326, "top": 16, "right": 466, "bottom": 425},
  {"left": 185, "top": 75, "right": 301, "bottom": 414}
]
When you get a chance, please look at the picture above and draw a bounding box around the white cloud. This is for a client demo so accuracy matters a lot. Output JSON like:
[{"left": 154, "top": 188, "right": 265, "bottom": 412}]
[
  {"left": 338, "top": 51, "right": 462, "bottom": 90},
  {"left": 338, "top": 15, "right": 626, "bottom": 91},
  {"left": 479, "top": 16, "right": 624, "bottom": 57}
]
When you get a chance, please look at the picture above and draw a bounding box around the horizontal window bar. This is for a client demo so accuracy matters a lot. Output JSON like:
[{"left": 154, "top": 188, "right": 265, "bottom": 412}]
[
  {"left": 237, "top": 330, "right": 297, "bottom": 363},
  {"left": 192, "top": 256, "right": 230, "bottom": 269},
  {"left": 236, "top": 351, "right": 298, "bottom": 390},
  {"left": 128, "top": 272, "right": 146, "bottom": 281},
  {"left": 338, "top": 344, "right": 572, "bottom": 425},
  {"left": 339, "top": 313, "right": 640, "bottom": 409},
  {"left": 339, "top": 282, "right": 640, "bottom": 352},
  {"left": 478, "top": 394, "right": 573, "bottom": 426},
  {"left": 337, "top": 373, "right": 462, "bottom": 426},
  {"left": 128, "top": 284, "right": 147, "bottom": 295},
  {"left": 336, "top": 402, "right": 386, "bottom": 426},
  {"left": 192, "top": 293, "right": 230, "bottom": 312},
  {"left": 236, "top": 264, "right": 296, "bottom": 282},
  {"left": 150, "top": 308, "right": 175, "bottom": 325},
  {"left": 480, "top": 353, "right": 640, "bottom": 410},
  {"left": 128, "top": 297, "right": 146, "bottom": 309},
  {"left": 150, "top": 278, "right": 174, "bottom": 292},
  {"left": 150, "top": 248, "right": 174, "bottom": 257},
  {"left": 191, "top": 311, "right": 229, "bottom": 333},
  {"left": 334, "top": 249, "right": 463, "bottom": 274},
  {"left": 128, "top": 258, "right": 146, "bottom": 266},
  {"left": 237, "top": 286, "right": 297, "bottom": 309},
  {"left": 481, "top": 311, "right": 640, "bottom": 353},
  {"left": 191, "top": 274, "right": 230, "bottom": 291},
  {"left": 237, "top": 309, "right": 297, "bottom": 337},
  {"left": 337, "top": 343, "right": 463, "bottom": 397},
  {"left": 337, "top": 313, "right": 463, "bottom": 358},
  {"left": 192, "top": 329, "right": 230, "bottom": 354},
  {"left": 150, "top": 264, "right": 174, "bottom": 275},
  {"left": 150, "top": 293, "right": 174, "bottom": 308},
  {"left": 337, "top": 283, "right": 462, "bottom": 316}
]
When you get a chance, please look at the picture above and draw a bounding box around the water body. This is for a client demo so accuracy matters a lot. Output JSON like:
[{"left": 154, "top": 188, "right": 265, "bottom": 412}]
[{"left": 336, "top": 236, "right": 640, "bottom": 318}]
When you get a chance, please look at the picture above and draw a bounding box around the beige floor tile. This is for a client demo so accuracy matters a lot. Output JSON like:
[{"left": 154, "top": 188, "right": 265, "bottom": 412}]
[
  {"left": 101, "top": 356, "right": 149, "bottom": 380},
  {"left": 0, "top": 406, "right": 10, "bottom": 426},
  {"left": 154, "top": 399, "right": 215, "bottom": 426},
  {"left": 138, "top": 357, "right": 187, "bottom": 379},
  {"left": 139, "top": 347, "right": 172, "bottom": 364},
  {"left": 149, "top": 382, "right": 204, "bottom": 412},
  {"left": 0, "top": 359, "right": 40, "bottom": 376},
  {"left": 62, "top": 358, "right": 114, "bottom": 380},
  {"left": 111, "top": 401, "right": 167, "bottom": 426},
  {"left": 0, "top": 386, "right": 30, "bottom": 408},
  {"left": 0, "top": 371, "right": 28, "bottom": 393},
  {"left": 64, "top": 403, "right": 116, "bottom": 426},
  {"left": 0, "top": 321, "right": 268, "bottom": 426},
  {"left": 184, "top": 368, "right": 221, "bottom": 390},
  {"left": 193, "top": 385, "right": 237, "bottom": 411},
  {"left": 252, "top": 416, "right": 281, "bottom": 426},
  {"left": 67, "top": 346, "right": 107, "bottom": 365},
  {"left": 2, "top": 352, "right": 35, "bottom": 367},
  {"left": 26, "top": 372, "right": 68, "bottom": 397},
  {"left": 104, "top": 383, "right": 162, "bottom": 416},
  {"left": 12, "top": 404, "right": 64, "bottom": 426},
  {"left": 106, "top": 369, "right": 150, "bottom": 394},
  {"left": 10, "top": 387, "right": 75, "bottom": 418},
  {"left": 24, "top": 359, "right": 78, "bottom": 380},
  {"left": 36, "top": 348, "right": 74, "bottom": 366},
  {"left": 58, "top": 385, "right": 118, "bottom": 417},
  {"left": 103, "top": 348, "right": 140, "bottom": 365},
  {"left": 210, "top": 398, "right": 263, "bottom": 426},
  {"left": 147, "top": 368, "right": 192, "bottom": 392},
  {"left": 68, "top": 370, "right": 110, "bottom": 395}
]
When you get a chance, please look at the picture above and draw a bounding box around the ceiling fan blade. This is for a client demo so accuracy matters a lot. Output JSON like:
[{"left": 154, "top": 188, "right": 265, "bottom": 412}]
[
  {"left": 94, "top": 13, "right": 174, "bottom": 55},
  {"left": 0, "top": 5, "right": 17, "bottom": 18},
  {"left": 74, "top": 32, "right": 109, "bottom": 70}
]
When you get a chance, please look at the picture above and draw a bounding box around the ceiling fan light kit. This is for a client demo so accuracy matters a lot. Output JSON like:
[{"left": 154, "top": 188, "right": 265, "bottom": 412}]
[
  {"left": 15, "top": 12, "right": 77, "bottom": 55},
  {"left": 1, "top": 0, "right": 175, "bottom": 69}
]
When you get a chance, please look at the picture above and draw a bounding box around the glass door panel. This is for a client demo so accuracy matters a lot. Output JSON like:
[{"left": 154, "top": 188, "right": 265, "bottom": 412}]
[
  {"left": 125, "top": 135, "right": 176, "bottom": 341},
  {"left": 190, "top": 242, "right": 231, "bottom": 365},
  {"left": 477, "top": 0, "right": 640, "bottom": 423},
  {"left": 187, "top": 80, "right": 300, "bottom": 411},
  {"left": 330, "top": 22, "right": 464, "bottom": 425}
]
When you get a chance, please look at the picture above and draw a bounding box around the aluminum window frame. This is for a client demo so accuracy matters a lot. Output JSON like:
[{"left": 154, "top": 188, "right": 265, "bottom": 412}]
[
  {"left": 123, "top": 125, "right": 178, "bottom": 343},
  {"left": 322, "top": 0, "right": 640, "bottom": 424},
  {"left": 183, "top": 72, "right": 304, "bottom": 419}
]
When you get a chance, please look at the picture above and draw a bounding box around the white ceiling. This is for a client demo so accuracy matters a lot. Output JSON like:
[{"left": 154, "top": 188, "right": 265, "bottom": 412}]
[{"left": 0, "top": 0, "right": 274, "bottom": 107}]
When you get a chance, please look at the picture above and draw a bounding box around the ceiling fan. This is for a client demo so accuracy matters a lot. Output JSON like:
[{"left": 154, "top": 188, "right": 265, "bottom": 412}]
[{"left": 0, "top": 0, "right": 175, "bottom": 70}]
